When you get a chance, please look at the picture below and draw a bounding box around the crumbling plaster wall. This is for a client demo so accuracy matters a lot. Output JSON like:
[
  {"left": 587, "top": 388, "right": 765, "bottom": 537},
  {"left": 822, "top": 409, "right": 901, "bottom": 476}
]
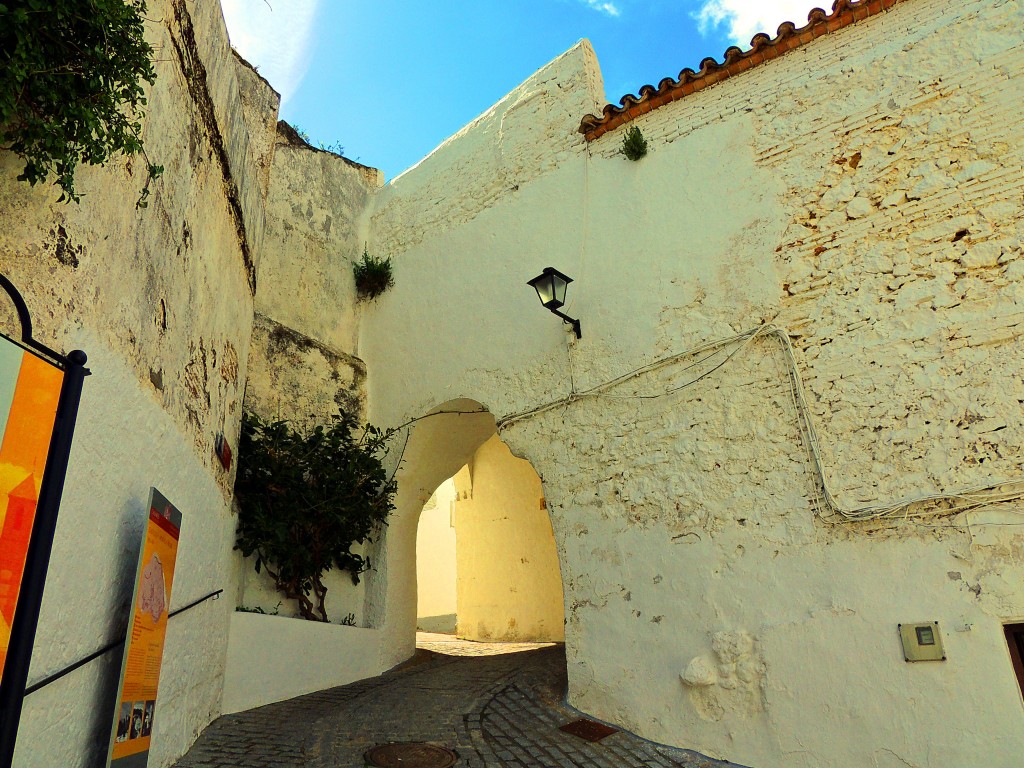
[
  {"left": 242, "top": 122, "right": 381, "bottom": 441},
  {"left": 238, "top": 127, "right": 385, "bottom": 623},
  {"left": 0, "top": 2, "right": 279, "bottom": 766},
  {"left": 255, "top": 124, "right": 383, "bottom": 357},
  {"left": 360, "top": 3, "right": 1024, "bottom": 767},
  {"left": 244, "top": 313, "right": 366, "bottom": 428},
  {"left": 231, "top": 52, "right": 281, "bottom": 207}
]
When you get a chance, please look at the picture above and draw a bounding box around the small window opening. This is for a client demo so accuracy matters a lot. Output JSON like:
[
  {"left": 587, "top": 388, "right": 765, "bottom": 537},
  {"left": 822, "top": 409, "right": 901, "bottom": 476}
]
[{"left": 1005, "top": 623, "right": 1024, "bottom": 699}]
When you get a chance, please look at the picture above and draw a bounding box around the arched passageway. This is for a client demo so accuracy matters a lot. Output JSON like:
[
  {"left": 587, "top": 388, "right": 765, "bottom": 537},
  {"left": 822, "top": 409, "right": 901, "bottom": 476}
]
[
  {"left": 364, "top": 399, "right": 567, "bottom": 667},
  {"left": 416, "top": 432, "right": 565, "bottom": 642}
]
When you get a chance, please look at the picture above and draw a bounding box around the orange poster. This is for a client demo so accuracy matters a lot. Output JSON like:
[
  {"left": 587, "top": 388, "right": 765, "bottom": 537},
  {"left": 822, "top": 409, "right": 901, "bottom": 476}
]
[
  {"left": 107, "top": 489, "right": 181, "bottom": 768},
  {"left": 0, "top": 340, "right": 63, "bottom": 687}
]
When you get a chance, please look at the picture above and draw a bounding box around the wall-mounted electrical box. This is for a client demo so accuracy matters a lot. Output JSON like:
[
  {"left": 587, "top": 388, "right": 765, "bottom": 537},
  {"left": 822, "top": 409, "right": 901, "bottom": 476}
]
[{"left": 899, "top": 621, "right": 946, "bottom": 662}]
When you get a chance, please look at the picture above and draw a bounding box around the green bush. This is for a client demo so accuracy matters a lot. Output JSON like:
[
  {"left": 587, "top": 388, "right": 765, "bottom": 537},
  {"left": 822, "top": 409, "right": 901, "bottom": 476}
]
[
  {"left": 353, "top": 248, "right": 394, "bottom": 300},
  {"left": 0, "top": 0, "right": 161, "bottom": 203},
  {"left": 622, "top": 125, "right": 648, "bottom": 161},
  {"left": 234, "top": 410, "right": 397, "bottom": 622}
]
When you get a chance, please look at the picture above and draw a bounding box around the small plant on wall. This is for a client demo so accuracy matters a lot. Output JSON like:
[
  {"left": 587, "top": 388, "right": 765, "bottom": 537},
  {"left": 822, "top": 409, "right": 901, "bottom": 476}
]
[
  {"left": 353, "top": 248, "right": 394, "bottom": 300},
  {"left": 622, "top": 125, "right": 648, "bottom": 161},
  {"left": 234, "top": 409, "right": 397, "bottom": 622}
]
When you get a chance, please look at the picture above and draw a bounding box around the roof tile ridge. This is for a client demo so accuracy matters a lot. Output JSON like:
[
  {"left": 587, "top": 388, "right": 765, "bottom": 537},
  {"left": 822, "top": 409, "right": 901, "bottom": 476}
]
[{"left": 579, "top": 0, "right": 906, "bottom": 141}]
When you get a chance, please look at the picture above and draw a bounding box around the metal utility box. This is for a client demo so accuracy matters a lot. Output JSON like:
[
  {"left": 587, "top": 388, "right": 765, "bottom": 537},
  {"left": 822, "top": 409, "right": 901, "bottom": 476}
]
[{"left": 899, "top": 622, "right": 946, "bottom": 662}]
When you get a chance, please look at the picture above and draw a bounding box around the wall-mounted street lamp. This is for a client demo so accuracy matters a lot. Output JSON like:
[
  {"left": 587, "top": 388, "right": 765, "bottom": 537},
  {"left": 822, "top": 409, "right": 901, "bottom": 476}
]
[{"left": 527, "top": 267, "right": 581, "bottom": 339}]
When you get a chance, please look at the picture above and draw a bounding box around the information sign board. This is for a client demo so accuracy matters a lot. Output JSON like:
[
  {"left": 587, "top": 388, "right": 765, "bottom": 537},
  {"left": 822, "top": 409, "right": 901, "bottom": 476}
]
[
  {"left": 0, "top": 338, "right": 62, "bottom": 686},
  {"left": 107, "top": 489, "right": 182, "bottom": 768}
]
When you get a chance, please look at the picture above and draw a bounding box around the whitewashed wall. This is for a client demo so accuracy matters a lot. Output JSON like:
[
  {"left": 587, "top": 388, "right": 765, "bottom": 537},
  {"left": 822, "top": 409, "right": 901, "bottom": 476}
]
[
  {"left": 0, "top": 2, "right": 279, "bottom": 765},
  {"left": 360, "top": 3, "right": 1024, "bottom": 767},
  {"left": 221, "top": 613, "right": 381, "bottom": 714},
  {"left": 3, "top": 1, "right": 1022, "bottom": 766}
]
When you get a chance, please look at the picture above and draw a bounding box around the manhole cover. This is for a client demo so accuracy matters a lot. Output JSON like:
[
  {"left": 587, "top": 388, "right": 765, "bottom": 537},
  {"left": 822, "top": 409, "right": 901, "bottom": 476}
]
[
  {"left": 559, "top": 717, "right": 618, "bottom": 742},
  {"left": 364, "top": 742, "right": 458, "bottom": 768}
]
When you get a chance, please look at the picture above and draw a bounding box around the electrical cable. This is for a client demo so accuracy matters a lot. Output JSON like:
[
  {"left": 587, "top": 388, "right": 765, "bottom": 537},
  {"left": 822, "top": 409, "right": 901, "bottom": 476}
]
[
  {"left": 379, "top": 408, "right": 493, "bottom": 490},
  {"left": 495, "top": 322, "right": 1024, "bottom": 524},
  {"left": 768, "top": 324, "right": 1024, "bottom": 522},
  {"left": 496, "top": 327, "right": 763, "bottom": 427}
]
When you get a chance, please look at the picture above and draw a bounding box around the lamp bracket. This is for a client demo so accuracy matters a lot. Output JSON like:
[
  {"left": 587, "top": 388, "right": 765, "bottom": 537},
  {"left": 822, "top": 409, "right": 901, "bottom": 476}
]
[{"left": 551, "top": 308, "right": 582, "bottom": 339}]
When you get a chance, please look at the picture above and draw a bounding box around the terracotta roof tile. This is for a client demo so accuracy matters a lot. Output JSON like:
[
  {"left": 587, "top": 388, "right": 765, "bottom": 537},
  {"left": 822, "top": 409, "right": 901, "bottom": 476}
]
[{"left": 579, "top": 0, "right": 907, "bottom": 141}]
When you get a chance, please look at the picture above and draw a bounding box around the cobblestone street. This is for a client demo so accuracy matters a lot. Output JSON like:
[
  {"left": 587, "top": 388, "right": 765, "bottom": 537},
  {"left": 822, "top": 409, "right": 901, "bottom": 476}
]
[{"left": 172, "top": 634, "right": 733, "bottom": 768}]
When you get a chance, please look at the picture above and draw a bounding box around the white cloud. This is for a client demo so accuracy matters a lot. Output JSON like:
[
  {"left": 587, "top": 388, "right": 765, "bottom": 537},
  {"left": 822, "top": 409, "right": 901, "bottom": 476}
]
[
  {"left": 695, "top": 0, "right": 821, "bottom": 46},
  {"left": 582, "top": 0, "right": 621, "bottom": 17},
  {"left": 220, "top": 0, "right": 321, "bottom": 104}
]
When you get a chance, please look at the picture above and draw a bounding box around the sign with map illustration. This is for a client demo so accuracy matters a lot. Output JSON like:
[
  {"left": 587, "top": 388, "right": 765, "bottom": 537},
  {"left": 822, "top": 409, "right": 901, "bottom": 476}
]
[
  {"left": 107, "top": 489, "right": 182, "bottom": 768},
  {"left": 0, "top": 337, "right": 62, "bottom": 689}
]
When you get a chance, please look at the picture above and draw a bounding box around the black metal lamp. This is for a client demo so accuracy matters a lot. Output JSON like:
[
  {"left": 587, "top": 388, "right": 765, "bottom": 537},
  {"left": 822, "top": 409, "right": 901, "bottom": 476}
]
[{"left": 527, "top": 267, "right": 581, "bottom": 339}]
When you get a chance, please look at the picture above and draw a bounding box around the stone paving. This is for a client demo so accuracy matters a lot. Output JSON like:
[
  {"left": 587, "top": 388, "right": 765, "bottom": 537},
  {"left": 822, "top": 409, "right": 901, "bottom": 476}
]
[{"left": 172, "top": 634, "right": 734, "bottom": 768}]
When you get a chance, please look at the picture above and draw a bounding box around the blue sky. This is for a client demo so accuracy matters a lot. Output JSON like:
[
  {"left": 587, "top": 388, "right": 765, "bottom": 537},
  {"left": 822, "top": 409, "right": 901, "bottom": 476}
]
[{"left": 220, "top": 1, "right": 819, "bottom": 181}]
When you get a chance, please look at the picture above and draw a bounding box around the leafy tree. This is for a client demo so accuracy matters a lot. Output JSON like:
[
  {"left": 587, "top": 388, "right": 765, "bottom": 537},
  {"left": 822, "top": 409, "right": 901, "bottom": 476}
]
[
  {"left": 0, "top": 0, "right": 162, "bottom": 203},
  {"left": 234, "top": 410, "right": 398, "bottom": 622}
]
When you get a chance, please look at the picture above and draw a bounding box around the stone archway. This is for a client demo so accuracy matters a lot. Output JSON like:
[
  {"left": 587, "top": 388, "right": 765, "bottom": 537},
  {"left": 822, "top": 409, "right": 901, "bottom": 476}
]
[
  {"left": 364, "top": 399, "right": 565, "bottom": 667},
  {"left": 416, "top": 432, "right": 565, "bottom": 643}
]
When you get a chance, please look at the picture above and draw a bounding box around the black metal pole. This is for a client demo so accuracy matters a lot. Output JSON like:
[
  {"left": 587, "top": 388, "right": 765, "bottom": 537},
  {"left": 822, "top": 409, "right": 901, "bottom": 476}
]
[{"left": 0, "top": 350, "right": 88, "bottom": 768}]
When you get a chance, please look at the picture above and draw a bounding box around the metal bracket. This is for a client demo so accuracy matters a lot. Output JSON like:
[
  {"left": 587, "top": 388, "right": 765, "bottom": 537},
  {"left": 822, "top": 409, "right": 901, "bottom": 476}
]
[
  {"left": 0, "top": 273, "right": 72, "bottom": 368},
  {"left": 551, "top": 308, "right": 582, "bottom": 339}
]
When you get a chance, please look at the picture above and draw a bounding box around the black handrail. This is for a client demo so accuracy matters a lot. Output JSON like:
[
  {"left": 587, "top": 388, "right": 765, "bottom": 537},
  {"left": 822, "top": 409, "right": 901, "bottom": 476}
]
[{"left": 23, "top": 589, "right": 223, "bottom": 697}]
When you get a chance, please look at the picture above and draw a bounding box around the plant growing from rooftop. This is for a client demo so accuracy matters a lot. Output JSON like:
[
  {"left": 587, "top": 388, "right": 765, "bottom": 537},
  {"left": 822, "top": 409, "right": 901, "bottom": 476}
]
[
  {"left": 0, "top": 0, "right": 162, "bottom": 204},
  {"left": 318, "top": 140, "right": 345, "bottom": 156},
  {"left": 622, "top": 125, "right": 648, "bottom": 161},
  {"left": 234, "top": 410, "right": 397, "bottom": 622},
  {"left": 289, "top": 124, "right": 344, "bottom": 156},
  {"left": 353, "top": 248, "right": 394, "bottom": 300}
]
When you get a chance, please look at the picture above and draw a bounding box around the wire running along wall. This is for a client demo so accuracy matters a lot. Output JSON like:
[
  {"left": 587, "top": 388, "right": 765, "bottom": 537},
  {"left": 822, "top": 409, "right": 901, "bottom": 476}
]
[{"left": 496, "top": 323, "right": 1024, "bottom": 525}]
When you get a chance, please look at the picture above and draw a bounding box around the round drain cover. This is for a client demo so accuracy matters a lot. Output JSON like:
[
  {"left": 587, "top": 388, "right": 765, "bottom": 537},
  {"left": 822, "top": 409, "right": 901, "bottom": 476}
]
[{"left": 364, "top": 742, "right": 458, "bottom": 768}]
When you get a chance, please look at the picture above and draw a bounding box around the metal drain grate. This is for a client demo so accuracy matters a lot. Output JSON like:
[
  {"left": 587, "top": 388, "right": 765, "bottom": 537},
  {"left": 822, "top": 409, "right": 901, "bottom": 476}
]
[
  {"left": 364, "top": 742, "right": 458, "bottom": 767},
  {"left": 559, "top": 718, "right": 618, "bottom": 742}
]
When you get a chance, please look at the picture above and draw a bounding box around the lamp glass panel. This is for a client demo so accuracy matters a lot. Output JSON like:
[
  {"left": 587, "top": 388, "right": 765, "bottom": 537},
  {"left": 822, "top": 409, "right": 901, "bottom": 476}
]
[
  {"left": 552, "top": 273, "right": 568, "bottom": 306},
  {"left": 534, "top": 275, "right": 556, "bottom": 307}
]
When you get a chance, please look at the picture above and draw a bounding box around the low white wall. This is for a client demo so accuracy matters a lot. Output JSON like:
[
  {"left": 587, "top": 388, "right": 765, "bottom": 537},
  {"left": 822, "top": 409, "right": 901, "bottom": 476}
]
[
  {"left": 221, "top": 612, "right": 383, "bottom": 714},
  {"left": 236, "top": 546, "right": 370, "bottom": 627}
]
